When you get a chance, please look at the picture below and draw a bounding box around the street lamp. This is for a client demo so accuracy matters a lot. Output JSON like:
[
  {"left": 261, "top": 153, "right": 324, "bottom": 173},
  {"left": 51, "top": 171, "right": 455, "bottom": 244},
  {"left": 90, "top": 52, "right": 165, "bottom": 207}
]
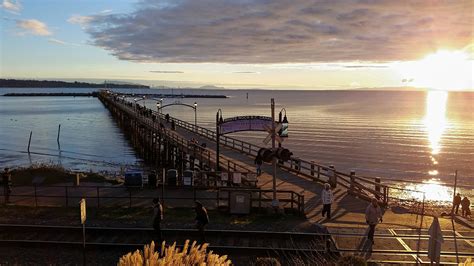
[
  {"left": 216, "top": 109, "right": 223, "bottom": 170},
  {"left": 142, "top": 95, "right": 146, "bottom": 108},
  {"left": 193, "top": 102, "right": 197, "bottom": 127}
]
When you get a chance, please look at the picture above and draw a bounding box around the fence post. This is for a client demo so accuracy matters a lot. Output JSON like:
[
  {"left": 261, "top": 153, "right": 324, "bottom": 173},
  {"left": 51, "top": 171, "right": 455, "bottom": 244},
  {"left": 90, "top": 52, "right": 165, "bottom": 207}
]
[
  {"left": 34, "top": 184, "right": 38, "bottom": 207},
  {"left": 310, "top": 164, "right": 315, "bottom": 176},
  {"left": 375, "top": 177, "right": 381, "bottom": 199},
  {"left": 97, "top": 187, "right": 100, "bottom": 208},
  {"left": 350, "top": 170, "right": 356, "bottom": 192},
  {"left": 291, "top": 193, "right": 294, "bottom": 209},
  {"left": 65, "top": 186, "right": 68, "bottom": 207},
  {"left": 301, "top": 194, "right": 305, "bottom": 215},
  {"left": 317, "top": 166, "right": 321, "bottom": 179}
]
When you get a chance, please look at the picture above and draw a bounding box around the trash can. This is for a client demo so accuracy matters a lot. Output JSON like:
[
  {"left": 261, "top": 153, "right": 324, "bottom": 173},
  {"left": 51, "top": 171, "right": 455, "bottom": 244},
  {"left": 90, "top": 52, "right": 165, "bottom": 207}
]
[{"left": 183, "top": 170, "right": 194, "bottom": 186}]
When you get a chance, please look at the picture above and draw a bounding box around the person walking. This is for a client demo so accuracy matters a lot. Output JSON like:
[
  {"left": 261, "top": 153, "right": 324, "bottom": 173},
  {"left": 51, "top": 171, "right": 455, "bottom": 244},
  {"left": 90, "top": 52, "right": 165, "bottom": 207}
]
[
  {"left": 453, "top": 193, "right": 462, "bottom": 215},
  {"left": 2, "top": 168, "right": 12, "bottom": 204},
  {"left": 152, "top": 198, "right": 164, "bottom": 244},
  {"left": 365, "top": 198, "right": 383, "bottom": 244},
  {"left": 321, "top": 183, "right": 334, "bottom": 220},
  {"left": 254, "top": 155, "right": 263, "bottom": 176},
  {"left": 461, "top": 197, "right": 471, "bottom": 218},
  {"left": 194, "top": 201, "right": 209, "bottom": 242}
]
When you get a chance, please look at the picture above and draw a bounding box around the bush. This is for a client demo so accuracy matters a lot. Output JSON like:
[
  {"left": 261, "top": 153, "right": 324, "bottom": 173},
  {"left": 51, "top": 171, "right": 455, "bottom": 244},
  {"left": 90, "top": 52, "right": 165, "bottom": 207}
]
[
  {"left": 459, "top": 257, "right": 472, "bottom": 266},
  {"left": 336, "top": 254, "right": 367, "bottom": 266},
  {"left": 118, "top": 240, "right": 231, "bottom": 266}
]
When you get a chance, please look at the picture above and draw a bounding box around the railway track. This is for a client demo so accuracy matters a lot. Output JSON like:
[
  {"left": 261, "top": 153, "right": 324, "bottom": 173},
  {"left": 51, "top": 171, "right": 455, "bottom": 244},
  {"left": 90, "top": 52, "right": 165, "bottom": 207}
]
[
  {"left": 0, "top": 224, "right": 335, "bottom": 258},
  {"left": 1, "top": 224, "right": 472, "bottom": 264}
]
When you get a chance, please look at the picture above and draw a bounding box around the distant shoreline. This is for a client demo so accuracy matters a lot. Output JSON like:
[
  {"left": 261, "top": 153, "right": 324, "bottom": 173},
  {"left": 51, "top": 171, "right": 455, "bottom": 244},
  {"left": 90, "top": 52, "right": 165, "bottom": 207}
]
[
  {"left": 0, "top": 79, "right": 150, "bottom": 89},
  {"left": 2, "top": 92, "right": 228, "bottom": 98}
]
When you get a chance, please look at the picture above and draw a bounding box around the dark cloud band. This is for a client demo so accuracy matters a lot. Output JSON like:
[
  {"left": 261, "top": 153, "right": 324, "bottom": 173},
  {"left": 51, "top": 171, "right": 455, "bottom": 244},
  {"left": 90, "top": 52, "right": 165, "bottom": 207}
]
[{"left": 86, "top": 0, "right": 472, "bottom": 64}]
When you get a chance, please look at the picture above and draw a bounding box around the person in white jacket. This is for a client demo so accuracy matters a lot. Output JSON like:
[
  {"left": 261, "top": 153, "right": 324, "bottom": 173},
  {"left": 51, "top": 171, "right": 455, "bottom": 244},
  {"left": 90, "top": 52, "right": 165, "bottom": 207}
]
[
  {"left": 321, "top": 183, "right": 334, "bottom": 219},
  {"left": 365, "top": 198, "right": 383, "bottom": 243}
]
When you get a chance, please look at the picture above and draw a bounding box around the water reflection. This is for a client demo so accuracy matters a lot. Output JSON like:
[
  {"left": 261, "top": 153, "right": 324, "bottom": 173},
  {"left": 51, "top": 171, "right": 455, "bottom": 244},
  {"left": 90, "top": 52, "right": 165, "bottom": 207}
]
[
  {"left": 404, "top": 178, "right": 452, "bottom": 202},
  {"left": 424, "top": 91, "right": 448, "bottom": 175}
]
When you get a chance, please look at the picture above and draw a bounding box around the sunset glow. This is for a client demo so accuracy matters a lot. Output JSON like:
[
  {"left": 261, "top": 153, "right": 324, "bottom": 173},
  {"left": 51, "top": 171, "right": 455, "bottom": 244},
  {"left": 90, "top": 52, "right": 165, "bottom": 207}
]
[{"left": 397, "top": 50, "right": 473, "bottom": 90}]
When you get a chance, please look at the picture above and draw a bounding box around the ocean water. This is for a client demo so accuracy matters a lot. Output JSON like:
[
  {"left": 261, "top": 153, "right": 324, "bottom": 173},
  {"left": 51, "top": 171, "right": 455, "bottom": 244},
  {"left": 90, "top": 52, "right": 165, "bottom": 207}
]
[{"left": 1, "top": 88, "right": 473, "bottom": 190}]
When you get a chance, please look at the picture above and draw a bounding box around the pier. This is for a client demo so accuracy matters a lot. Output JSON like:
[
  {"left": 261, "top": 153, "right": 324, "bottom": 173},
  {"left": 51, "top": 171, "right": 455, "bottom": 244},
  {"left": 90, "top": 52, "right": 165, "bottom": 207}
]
[{"left": 98, "top": 91, "right": 391, "bottom": 217}]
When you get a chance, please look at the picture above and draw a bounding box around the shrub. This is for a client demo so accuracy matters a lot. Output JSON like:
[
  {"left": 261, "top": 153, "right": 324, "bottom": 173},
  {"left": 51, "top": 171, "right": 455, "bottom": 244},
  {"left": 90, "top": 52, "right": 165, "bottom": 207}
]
[
  {"left": 459, "top": 257, "right": 472, "bottom": 266},
  {"left": 118, "top": 240, "right": 231, "bottom": 266}
]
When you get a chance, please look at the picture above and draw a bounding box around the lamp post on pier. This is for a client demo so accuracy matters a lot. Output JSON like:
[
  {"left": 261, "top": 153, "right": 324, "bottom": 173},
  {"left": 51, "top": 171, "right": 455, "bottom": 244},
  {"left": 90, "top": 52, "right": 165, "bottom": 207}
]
[
  {"left": 270, "top": 99, "right": 278, "bottom": 207},
  {"left": 194, "top": 102, "right": 197, "bottom": 127},
  {"left": 216, "top": 109, "right": 223, "bottom": 171}
]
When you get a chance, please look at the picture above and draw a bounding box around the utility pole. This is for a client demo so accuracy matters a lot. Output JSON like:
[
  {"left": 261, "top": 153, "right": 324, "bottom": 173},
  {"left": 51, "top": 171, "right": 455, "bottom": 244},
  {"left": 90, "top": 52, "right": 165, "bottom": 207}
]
[{"left": 271, "top": 98, "right": 279, "bottom": 208}]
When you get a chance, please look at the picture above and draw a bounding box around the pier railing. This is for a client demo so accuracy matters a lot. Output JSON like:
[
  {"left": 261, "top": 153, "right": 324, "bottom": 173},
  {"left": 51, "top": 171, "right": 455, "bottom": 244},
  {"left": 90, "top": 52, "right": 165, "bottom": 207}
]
[
  {"left": 144, "top": 99, "right": 390, "bottom": 205},
  {"left": 105, "top": 92, "right": 389, "bottom": 205},
  {"left": 106, "top": 95, "right": 255, "bottom": 176}
]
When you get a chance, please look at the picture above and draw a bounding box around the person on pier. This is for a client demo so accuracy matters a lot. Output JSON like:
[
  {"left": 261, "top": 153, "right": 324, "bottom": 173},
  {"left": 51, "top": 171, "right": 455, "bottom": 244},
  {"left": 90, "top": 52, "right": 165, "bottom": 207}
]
[
  {"left": 453, "top": 193, "right": 462, "bottom": 215},
  {"left": 321, "top": 183, "right": 334, "bottom": 220},
  {"left": 461, "top": 196, "right": 471, "bottom": 218},
  {"left": 194, "top": 201, "right": 209, "bottom": 242},
  {"left": 254, "top": 155, "right": 263, "bottom": 176},
  {"left": 365, "top": 198, "right": 383, "bottom": 244},
  {"left": 152, "top": 198, "right": 164, "bottom": 244}
]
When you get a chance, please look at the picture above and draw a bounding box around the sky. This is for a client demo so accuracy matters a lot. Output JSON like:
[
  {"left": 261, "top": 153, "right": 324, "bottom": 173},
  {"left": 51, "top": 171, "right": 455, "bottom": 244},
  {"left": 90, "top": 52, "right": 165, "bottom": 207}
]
[{"left": 1, "top": 0, "right": 473, "bottom": 90}]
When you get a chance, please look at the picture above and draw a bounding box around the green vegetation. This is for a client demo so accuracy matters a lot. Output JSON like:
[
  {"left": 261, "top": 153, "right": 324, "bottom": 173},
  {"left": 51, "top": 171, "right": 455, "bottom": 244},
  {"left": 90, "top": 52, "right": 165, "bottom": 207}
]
[{"left": 9, "top": 164, "right": 119, "bottom": 186}]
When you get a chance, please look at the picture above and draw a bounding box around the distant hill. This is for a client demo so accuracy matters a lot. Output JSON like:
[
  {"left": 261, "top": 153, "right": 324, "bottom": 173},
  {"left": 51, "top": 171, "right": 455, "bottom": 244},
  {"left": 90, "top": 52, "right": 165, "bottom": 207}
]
[
  {"left": 199, "top": 85, "right": 226, "bottom": 90},
  {"left": 0, "top": 79, "right": 150, "bottom": 89}
]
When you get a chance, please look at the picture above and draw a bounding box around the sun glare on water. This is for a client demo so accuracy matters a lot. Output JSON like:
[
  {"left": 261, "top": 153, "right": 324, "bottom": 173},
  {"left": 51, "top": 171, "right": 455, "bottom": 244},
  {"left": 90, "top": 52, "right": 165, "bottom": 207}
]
[
  {"left": 404, "top": 179, "right": 452, "bottom": 202},
  {"left": 397, "top": 50, "right": 473, "bottom": 90}
]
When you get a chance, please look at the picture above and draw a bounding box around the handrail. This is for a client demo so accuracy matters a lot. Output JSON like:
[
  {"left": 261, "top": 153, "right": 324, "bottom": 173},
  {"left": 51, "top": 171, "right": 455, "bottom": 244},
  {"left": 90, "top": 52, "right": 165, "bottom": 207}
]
[
  {"left": 103, "top": 92, "right": 387, "bottom": 205},
  {"left": 138, "top": 96, "right": 389, "bottom": 204}
]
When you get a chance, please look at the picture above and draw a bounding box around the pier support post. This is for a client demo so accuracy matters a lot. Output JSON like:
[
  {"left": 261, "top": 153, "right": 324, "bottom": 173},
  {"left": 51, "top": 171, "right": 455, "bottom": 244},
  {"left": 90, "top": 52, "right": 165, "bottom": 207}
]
[{"left": 375, "top": 177, "right": 381, "bottom": 199}]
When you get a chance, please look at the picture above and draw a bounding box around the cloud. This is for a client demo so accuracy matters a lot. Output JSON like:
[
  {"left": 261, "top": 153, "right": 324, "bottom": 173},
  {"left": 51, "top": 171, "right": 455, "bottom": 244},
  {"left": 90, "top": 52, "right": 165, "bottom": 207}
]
[
  {"left": 16, "top": 19, "right": 52, "bottom": 36},
  {"left": 2, "top": 0, "right": 21, "bottom": 13},
  {"left": 149, "top": 70, "right": 184, "bottom": 73},
  {"left": 68, "top": 15, "right": 93, "bottom": 26},
  {"left": 84, "top": 0, "right": 473, "bottom": 64}
]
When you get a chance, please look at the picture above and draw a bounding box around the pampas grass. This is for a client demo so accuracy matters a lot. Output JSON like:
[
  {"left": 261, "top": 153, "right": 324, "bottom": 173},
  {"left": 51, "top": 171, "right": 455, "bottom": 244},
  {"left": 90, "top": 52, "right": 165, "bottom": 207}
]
[{"left": 118, "top": 240, "right": 231, "bottom": 266}]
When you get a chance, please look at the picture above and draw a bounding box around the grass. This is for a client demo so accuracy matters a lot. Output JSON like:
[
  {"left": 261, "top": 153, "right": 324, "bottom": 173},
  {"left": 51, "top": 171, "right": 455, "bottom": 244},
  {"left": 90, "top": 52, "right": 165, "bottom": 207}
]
[
  {"left": 0, "top": 205, "right": 306, "bottom": 231},
  {"left": 9, "top": 164, "right": 119, "bottom": 186}
]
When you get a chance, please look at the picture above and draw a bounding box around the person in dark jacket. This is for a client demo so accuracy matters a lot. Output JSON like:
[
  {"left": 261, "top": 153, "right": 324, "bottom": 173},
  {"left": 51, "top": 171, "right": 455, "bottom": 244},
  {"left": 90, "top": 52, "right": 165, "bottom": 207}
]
[
  {"left": 453, "top": 193, "right": 462, "bottom": 214},
  {"left": 254, "top": 155, "right": 263, "bottom": 176},
  {"left": 2, "top": 168, "right": 12, "bottom": 204},
  {"left": 461, "top": 197, "right": 471, "bottom": 218},
  {"left": 152, "top": 198, "right": 163, "bottom": 244},
  {"left": 194, "top": 201, "right": 209, "bottom": 242}
]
